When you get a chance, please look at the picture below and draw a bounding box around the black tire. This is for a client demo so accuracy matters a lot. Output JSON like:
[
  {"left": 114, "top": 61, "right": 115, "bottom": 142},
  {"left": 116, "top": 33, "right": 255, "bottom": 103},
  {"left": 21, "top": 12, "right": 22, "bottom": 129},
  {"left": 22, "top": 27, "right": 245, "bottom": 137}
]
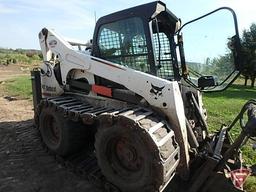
[
  {"left": 39, "top": 105, "right": 87, "bottom": 156},
  {"left": 95, "top": 117, "right": 162, "bottom": 192}
]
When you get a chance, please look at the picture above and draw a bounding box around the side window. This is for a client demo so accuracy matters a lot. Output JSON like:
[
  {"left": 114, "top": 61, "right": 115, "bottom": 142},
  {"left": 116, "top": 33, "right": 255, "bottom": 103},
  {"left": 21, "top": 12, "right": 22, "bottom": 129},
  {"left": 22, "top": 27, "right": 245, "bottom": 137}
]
[
  {"left": 98, "top": 17, "right": 150, "bottom": 72},
  {"left": 153, "top": 32, "right": 174, "bottom": 79}
]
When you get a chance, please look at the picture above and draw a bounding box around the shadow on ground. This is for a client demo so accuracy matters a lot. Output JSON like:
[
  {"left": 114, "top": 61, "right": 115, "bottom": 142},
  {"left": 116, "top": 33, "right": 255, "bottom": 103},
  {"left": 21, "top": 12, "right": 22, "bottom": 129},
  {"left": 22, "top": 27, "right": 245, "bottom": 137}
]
[
  {"left": 204, "top": 84, "right": 255, "bottom": 100},
  {"left": 0, "top": 119, "right": 100, "bottom": 192}
]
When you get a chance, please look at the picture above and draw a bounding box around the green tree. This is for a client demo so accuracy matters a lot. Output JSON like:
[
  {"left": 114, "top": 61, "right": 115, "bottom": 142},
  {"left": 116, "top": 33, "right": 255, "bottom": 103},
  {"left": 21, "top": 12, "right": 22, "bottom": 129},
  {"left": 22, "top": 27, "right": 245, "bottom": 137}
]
[{"left": 241, "top": 23, "right": 256, "bottom": 87}]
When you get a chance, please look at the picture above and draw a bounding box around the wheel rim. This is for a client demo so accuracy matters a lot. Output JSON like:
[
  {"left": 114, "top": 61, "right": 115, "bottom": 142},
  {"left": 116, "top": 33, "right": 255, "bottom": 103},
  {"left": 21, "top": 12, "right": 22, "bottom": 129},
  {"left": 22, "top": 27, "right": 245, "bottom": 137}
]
[
  {"left": 106, "top": 136, "right": 144, "bottom": 178},
  {"left": 43, "top": 114, "right": 61, "bottom": 146},
  {"left": 115, "top": 137, "right": 142, "bottom": 171}
]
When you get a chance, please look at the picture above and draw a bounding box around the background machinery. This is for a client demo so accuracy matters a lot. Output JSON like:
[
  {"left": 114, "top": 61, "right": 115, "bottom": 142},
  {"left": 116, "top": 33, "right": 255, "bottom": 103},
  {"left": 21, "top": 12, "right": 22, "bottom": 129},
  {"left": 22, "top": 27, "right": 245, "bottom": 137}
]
[{"left": 31, "top": 1, "right": 256, "bottom": 191}]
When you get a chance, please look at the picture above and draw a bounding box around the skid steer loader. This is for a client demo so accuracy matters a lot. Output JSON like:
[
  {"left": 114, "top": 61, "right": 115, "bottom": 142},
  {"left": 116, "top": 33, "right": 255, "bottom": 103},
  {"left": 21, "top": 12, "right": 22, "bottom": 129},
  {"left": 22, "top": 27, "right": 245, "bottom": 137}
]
[{"left": 31, "top": 1, "right": 256, "bottom": 191}]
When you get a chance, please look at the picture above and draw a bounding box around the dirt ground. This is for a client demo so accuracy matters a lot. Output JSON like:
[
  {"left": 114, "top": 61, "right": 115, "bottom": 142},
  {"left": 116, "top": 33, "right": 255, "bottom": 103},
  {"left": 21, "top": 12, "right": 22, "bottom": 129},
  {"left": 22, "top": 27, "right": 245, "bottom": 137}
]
[
  {"left": 0, "top": 64, "right": 30, "bottom": 82},
  {"left": 0, "top": 65, "right": 100, "bottom": 192}
]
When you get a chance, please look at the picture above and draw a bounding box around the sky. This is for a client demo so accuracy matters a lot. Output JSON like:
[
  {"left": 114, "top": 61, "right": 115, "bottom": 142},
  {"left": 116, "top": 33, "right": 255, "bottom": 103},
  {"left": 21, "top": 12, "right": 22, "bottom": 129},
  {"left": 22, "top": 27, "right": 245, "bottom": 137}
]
[{"left": 0, "top": 0, "right": 255, "bottom": 49}]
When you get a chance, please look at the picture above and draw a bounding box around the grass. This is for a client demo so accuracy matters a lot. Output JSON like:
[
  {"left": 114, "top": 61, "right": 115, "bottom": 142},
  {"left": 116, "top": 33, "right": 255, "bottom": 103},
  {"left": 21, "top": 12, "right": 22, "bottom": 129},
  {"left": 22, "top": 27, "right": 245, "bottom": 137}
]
[
  {"left": 203, "top": 84, "right": 255, "bottom": 132},
  {"left": 203, "top": 84, "right": 256, "bottom": 164},
  {"left": 244, "top": 176, "right": 256, "bottom": 192},
  {"left": 0, "top": 75, "right": 32, "bottom": 99},
  {"left": 203, "top": 82, "right": 256, "bottom": 192}
]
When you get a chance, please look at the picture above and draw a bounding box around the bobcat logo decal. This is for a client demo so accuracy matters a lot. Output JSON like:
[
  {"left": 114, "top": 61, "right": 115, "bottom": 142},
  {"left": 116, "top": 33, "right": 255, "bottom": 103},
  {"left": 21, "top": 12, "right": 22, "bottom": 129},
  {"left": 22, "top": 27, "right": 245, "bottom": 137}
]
[{"left": 150, "top": 84, "right": 165, "bottom": 100}]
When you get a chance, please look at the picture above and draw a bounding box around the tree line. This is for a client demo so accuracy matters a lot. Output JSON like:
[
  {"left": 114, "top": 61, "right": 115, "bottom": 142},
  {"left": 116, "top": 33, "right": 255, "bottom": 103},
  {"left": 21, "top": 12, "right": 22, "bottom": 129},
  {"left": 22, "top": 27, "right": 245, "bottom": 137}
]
[
  {"left": 0, "top": 48, "right": 42, "bottom": 65},
  {"left": 241, "top": 23, "right": 256, "bottom": 87}
]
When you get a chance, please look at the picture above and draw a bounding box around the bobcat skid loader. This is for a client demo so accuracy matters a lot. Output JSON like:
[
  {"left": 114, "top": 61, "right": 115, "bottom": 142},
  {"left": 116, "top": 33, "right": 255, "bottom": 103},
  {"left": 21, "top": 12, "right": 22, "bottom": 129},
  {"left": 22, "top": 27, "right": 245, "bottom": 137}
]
[{"left": 31, "top": 1, "right": 256, "bottom": 191}]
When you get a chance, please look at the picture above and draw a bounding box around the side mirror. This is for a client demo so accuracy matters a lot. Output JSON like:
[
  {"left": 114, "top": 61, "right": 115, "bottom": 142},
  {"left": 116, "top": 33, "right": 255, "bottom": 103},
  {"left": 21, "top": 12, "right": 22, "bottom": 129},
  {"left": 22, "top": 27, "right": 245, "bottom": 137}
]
[{"left": 198, "top": 76, "right": 218, "bottom": 89}]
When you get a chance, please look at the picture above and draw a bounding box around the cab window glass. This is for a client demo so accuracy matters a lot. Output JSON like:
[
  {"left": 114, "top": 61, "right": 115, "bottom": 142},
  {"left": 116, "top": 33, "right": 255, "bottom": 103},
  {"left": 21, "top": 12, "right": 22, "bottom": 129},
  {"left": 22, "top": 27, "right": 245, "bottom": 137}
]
[{"left": 98, "top": 17, "right": 150, "bottom": 72}]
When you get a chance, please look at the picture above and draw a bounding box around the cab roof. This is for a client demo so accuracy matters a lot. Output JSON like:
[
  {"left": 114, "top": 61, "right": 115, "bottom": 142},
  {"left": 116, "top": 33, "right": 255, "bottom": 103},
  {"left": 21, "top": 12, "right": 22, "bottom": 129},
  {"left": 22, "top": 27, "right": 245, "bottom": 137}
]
[{"left": 95, "top": 1, "right": 178, "bottom": 27}]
